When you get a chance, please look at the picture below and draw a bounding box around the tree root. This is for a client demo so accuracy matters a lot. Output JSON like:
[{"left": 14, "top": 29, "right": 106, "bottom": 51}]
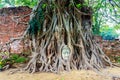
[{"left": 1, "top": 0, "right": 117, "bottom": 76}]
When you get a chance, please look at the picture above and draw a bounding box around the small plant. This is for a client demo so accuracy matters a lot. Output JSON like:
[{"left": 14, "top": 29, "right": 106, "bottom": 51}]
[
  {"left": 10, "top": 54, "right": 28, "bottom": 63},
  {"left": 116, "top": 56, "right": 120, "bottom": 63},
  {"left": 0, "top": 60, "right": 3, "bottom": 70},
  {"left": 0, "top": 51, "right": 9, "bottom": 70},
  {"left": 0, "top": 52, "right": 28, "bottom": 71}
]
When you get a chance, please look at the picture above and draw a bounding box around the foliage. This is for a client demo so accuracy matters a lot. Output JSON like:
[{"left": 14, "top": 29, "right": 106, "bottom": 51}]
[
  {"left": 0, "top": 52, "right": 9, "bottom": 70},
  {"left": 76, "top": 4, "right": 82, "bottom": 8},
  {"left": 114, "top": 56, "right": 120, "bottom": 63},
  {"left": 88, "top": 0, "right": 120, "bottom": 35},
  {"left": 10, "top": 54, "right": 28, "bottom": 63},
  {"left": 0, "top": 52, "right": 28, "bottom": 70},
  {"left": 0, "top": 0, "right": 120, "bottom": 36},
  {"left": 100, "top": 25, "right": 119, "bottom": 40},
  {"left": 92, "top": 12, "right": 102, "bottom": 35},
  {"left": 116, "top": 57, "right": 120, "bottom": 63},
  {"left": 28, "top": 4, "right": 44, "bottom": 36},
  {"left": 15, "top": 0, "right": 38, "bottom": 8},
  {"left": 114, "top": 24, "right": 120, "bottom": 30},
  {"left": 0, "top": 0, "right": 38, "bottom": 8}
]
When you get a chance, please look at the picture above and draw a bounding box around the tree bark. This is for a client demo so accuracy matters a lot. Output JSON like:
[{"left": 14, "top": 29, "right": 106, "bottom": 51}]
[{"left": 23, "top": 0, "right": 112, "bottom": 73}]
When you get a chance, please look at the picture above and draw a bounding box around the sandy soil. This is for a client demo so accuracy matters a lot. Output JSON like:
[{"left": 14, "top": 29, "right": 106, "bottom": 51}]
[{"left": 0, "top": 67, "right": 120, "bottom": 80}]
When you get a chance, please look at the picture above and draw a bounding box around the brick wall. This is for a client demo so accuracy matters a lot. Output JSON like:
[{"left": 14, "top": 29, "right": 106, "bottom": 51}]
[
  {"left": 0, "top": 6, "right": 31, "bottom": 53},
  {"left": 0, "top": 6, "right": 120, "bottom": 58},
  {"left": 95, "top": 36, "right": 120, "bottom": 62}
]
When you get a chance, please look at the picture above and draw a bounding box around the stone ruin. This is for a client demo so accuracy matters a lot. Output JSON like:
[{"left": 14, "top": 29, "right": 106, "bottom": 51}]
[
  {"left": 0, "top": 6, "right": 31, "bottom": 53},
  {"left": 0, "top": 6, "right": 119, "bottom": 62}
]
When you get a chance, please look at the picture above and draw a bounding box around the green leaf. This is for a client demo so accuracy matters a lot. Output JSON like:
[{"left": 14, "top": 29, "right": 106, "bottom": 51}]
[
  {"left": 10, "top": 54, "right": 19, "bottom": 60},
  {"left": 42, "top": 3, "right": 47, "bottom": 9},
  {"left": 10, "top": 0, "right": 15, "bottom": 6},
  {"left": 0, "top": 3, "right": 6, "bottom": 8},
  {"left": 0, "top": 65, "right": 3, "bottom": 69},
  {"left": 109, "top": 8, "right": 112, "bottom": 13},
  {"left": 76, "top": 4, "right": 81, "bottom": 8},
  {"left": 114, "top": 24, "right": 120, "bottom": 30},
  {"left": 15, "top": 57, "right": 27, "bottom": 63}
]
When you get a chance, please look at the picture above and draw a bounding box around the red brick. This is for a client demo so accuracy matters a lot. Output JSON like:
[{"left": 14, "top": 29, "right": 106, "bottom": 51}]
[{"left": 0, "top": 6, "right": 31, "bottom": 53}]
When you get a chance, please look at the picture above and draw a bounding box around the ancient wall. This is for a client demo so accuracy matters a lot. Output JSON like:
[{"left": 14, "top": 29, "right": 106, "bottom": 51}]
[
  {"left": 0, "top": 6, "right": 31, "bottom": 53},
  {"left": 0, "top": 6, "right": 119, "bottom": 60},
  {"left": 95, "top": 36, "right": 120, "bottom": 62}
]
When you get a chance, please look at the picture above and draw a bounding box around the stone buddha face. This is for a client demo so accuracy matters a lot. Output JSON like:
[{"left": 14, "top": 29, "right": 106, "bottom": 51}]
[{"left": 61, "top": 45, "right": 70, "bottom": 60}]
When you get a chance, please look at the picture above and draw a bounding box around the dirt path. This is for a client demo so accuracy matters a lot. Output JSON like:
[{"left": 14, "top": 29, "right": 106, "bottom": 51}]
[{"left": 0, "top": 67, "right": 120, "bottom": 80}]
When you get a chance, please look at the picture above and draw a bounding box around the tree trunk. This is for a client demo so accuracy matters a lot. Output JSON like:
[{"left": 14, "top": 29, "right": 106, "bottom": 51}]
[{"left": 24, "top": 0, "right": 112, "bottom": 73}]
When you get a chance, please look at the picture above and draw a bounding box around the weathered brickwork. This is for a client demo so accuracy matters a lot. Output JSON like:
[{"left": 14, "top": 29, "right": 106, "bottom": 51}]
[
  {"left": 0, "top": 6, "right": 31, "bottom": 53},
  {"left": 0, "top": 6, "right": 119, "bottom": 59}
]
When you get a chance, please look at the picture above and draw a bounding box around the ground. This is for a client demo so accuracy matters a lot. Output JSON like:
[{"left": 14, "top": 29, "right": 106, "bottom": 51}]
[{"left": 0, "top": 67, "right": 120, "bottom": 80}]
